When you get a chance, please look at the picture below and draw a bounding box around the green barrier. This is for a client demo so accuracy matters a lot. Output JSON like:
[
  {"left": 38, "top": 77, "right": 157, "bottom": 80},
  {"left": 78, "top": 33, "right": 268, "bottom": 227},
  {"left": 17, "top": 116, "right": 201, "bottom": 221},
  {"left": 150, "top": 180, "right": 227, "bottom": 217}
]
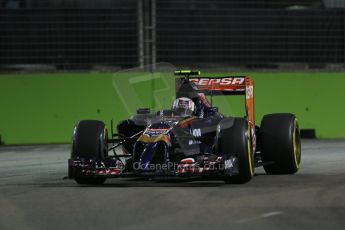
[{"left": 0, "top": 72, "right": 344, "bottom": 144}]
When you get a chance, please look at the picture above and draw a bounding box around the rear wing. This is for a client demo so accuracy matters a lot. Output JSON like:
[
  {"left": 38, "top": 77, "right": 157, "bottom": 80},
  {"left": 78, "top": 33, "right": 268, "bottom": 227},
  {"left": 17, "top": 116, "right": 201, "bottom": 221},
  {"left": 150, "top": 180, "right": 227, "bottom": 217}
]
[
  {"left": 189, "top": 76, "right": 250, "bottom": 96},
  {"left": 175, "top": 75, "right": 255, "bottom": 128}
]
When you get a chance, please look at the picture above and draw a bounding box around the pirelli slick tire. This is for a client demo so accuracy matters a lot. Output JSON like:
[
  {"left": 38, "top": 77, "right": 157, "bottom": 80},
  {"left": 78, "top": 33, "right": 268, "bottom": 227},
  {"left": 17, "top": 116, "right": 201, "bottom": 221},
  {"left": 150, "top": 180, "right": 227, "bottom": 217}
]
[
  {"left": 260, "top": 113, "right": 301, "bottom": 174},
  {"left": 71, "top": 120, "right": 108, "bottom": 185},
  {"left": 217, "top": 118, "right": 254, "bottom": 184}
]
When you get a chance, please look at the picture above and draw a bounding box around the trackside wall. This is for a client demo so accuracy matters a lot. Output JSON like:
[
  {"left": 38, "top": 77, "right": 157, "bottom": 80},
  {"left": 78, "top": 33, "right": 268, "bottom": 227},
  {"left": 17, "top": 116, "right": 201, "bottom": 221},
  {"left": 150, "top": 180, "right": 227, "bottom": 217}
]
[{"left": 0, "top": 72, "right": 344, "bottom": 144}]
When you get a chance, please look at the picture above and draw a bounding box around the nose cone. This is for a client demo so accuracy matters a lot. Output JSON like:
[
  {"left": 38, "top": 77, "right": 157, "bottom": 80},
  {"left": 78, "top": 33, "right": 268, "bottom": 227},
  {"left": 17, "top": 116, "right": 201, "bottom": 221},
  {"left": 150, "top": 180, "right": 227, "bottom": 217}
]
[{"left": 140, "top": 143, "right": 158, "bottom": 171}]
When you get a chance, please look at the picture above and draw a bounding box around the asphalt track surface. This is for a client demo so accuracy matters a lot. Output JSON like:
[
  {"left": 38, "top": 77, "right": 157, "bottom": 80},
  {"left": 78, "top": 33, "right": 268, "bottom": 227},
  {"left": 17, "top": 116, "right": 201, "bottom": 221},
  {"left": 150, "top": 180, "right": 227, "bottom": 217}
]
[{"left": 0, "top": 140, "right": 345, "bottom": 230}]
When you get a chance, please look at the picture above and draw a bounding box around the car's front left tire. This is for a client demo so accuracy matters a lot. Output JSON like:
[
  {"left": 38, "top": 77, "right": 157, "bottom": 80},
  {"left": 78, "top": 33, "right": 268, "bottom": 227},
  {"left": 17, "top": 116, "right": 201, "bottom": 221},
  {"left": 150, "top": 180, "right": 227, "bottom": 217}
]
[
  {"left": 71, "top": 120, "right": 108, "bottom": 185},
  {"left": 217, "top": 118, "right": 254, "bottom": 184}
]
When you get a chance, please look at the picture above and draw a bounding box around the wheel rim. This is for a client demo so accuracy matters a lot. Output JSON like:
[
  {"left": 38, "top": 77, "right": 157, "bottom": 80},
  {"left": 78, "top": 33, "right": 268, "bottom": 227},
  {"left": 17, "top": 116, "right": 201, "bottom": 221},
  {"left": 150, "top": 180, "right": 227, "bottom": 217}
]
[{"left": 293, "top": 119, "right": 301, "bottom": 169}]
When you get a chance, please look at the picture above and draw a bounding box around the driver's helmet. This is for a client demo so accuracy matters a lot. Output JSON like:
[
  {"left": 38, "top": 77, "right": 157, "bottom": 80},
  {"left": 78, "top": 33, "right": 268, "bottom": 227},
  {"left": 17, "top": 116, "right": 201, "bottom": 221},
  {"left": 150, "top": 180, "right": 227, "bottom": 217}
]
[{"left": 172, "top": 97, "right": 195, "bottom": 117}]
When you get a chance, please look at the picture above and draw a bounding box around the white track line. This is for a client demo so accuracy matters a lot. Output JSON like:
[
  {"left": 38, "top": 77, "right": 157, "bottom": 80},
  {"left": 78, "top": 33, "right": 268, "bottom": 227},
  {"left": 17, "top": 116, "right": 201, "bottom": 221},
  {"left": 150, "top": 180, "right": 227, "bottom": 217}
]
[{"left": 236, "top": 211, "right": 283, "bottom": 224}]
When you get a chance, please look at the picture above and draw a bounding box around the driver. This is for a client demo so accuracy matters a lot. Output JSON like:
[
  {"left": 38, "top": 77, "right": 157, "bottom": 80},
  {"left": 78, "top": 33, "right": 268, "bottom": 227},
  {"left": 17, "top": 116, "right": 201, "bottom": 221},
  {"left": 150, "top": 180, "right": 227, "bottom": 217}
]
[{"left": 172, "top": 97, "right": 195, "bottom": 117}]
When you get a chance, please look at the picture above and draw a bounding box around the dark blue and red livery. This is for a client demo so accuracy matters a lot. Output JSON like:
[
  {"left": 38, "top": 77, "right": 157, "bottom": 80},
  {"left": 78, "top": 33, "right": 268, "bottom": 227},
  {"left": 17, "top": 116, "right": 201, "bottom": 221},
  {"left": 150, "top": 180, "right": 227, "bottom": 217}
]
[{"left": 68, "top": 70, "right": 301, "bottom": 185}]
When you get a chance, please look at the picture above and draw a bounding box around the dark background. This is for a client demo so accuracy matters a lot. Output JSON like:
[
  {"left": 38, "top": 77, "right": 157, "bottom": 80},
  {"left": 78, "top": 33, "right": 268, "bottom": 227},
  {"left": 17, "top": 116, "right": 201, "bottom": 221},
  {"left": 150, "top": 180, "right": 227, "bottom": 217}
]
[{"left": 1, "top": 0, "right": 344, "bottom": 70}]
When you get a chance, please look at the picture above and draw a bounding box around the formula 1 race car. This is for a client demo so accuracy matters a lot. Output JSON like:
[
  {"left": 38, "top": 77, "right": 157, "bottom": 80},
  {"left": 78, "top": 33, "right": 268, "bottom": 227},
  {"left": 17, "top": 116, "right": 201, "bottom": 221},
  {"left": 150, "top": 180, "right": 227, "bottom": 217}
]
[{"left": 68, "top": 70, "right": 301, "bottom": 185}]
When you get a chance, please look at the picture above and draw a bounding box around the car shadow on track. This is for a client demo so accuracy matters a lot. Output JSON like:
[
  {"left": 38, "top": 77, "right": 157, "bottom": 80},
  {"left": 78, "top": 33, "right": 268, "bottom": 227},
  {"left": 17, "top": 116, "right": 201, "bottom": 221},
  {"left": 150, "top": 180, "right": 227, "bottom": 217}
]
[
  {"left": 5, "top": 173, "right": 269, "bottom": 188},
  {"left": 35, "top": 173, "right": 269, "bottom": 188},
  {"left": 43, "top": 178, "right": 227, "bottom": 188}
]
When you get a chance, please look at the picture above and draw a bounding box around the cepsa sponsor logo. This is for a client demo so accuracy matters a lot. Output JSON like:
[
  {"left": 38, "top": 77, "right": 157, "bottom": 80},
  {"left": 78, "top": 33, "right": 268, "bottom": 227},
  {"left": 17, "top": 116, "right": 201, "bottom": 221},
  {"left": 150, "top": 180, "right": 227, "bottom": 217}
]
[{"left": 190, "top": 78, "right": 245, "bottom": 86}]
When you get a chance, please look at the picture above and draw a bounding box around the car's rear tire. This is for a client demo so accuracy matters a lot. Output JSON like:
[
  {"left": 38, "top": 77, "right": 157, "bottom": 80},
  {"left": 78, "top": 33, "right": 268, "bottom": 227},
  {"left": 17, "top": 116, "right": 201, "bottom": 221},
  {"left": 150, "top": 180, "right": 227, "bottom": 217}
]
[
  {"left": 217, "top": 118, "right": 254, "bottom": 184},
  {"left": 260, "top": 113, "right": 301, "bottom": 174},
  {"left": 71, "top": 120, "right": 108, "bottom": 185}
]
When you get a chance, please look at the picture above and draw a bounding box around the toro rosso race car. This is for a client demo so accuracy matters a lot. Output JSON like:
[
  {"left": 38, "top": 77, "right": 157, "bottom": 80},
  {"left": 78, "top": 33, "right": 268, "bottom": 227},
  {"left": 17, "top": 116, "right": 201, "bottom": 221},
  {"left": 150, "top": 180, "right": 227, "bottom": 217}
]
[{"left": 68, "top": 70, "right": 301, "bottom": 185}]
